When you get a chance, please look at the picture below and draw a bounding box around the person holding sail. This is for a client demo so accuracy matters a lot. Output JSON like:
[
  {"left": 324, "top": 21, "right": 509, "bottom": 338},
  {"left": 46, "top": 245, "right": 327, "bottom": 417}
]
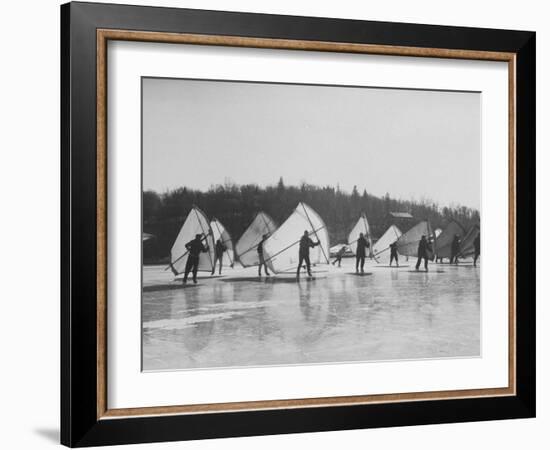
[
  {"left": 355, "top": 232, "right": 370, "bottom": 273},
  {"left": 450, "top": 234, "right": 461, "bottom": 264},
  {"left": 415, "top": 235, "right": 431, "bottom": 271},
  {"left": 183, "top": 233, "right": 209, "bottom": 284},
  {"left": 332, "top": 245, "right": 347, "bottom": 267},
  {"left": 211, "top": 238, "right": 227, "bottom": 276},
  {"left": 297, "top": 230, "right": 321, "bottom": 278},
  {"left": 389, "top": 240, "right": 399, "bottom": 267},
  {"left": 257, "top": 233, "right": 270, "bottom": 277}
]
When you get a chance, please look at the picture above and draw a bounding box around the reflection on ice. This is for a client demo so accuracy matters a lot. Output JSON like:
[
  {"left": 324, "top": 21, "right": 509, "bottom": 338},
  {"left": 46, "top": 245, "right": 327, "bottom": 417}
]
[{"left": 142, "top": 260, "right": 480, "bottom": 371}]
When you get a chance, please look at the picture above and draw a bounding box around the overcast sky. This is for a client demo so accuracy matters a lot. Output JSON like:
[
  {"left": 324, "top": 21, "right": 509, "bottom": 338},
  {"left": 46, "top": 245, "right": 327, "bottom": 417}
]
[{"left": 143, "top": 78, "right": 480, "bottom": 209}]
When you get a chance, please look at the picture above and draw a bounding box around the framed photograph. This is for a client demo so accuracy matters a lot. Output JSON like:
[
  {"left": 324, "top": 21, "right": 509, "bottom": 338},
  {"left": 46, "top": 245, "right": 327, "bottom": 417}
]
[{"left": 61, "top": 2, "right": 535, "bottom": 447}]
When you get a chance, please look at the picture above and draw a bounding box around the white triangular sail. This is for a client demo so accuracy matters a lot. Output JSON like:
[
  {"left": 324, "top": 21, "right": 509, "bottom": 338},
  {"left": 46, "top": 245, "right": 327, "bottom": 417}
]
[
  {"left": 396, "top": 220, "right": 435, "bottom": 260},
  {"left": 459, "top": 225, "right": 480, "bottom": 257},
  {"left": 170, "top": 207, "right": 215, "bottom": 275},
  {"left": 235, "top": 212, "right": 277, "bottom": 267},
  {"left": 434, "top": 220, "right": 466, "bottom": 259},
  {"left": 347, "top": 213, "right": 373, "bottom": 257},
  {"left": 372, "top": 225, "right": 402, "bottom": 263},
  {"left": 434, "top": 228, "right": 442, "bottom": 238},
  {"left": 263, "top": 202, "right": 330, "bottom": 273},
  {"left": 210, "top": 218, "right": 235, "bottom": 268}
]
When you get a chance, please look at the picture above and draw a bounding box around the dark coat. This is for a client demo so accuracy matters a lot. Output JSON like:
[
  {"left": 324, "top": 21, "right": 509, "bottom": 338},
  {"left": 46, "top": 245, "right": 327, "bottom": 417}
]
[
  {"left": 185, "top": 238, "right": 208, "bottom": 258},
  {"left": 257, "top": 238, "right": 266, "bottom": 255},
  {"left": 356, "top": 236, "right": 370, "bottom": 257},
  {"left": 451, "top": 236, "right": 461, "bottom": 254},
  {"left": 299, "top": 235, "right": 319, "bottom": 256},
  {"left": 417, "top": 239, "right": 429, "bottom": 258},
  {"left": 215, "top": 241, "right": 227, "bottom": 257}
]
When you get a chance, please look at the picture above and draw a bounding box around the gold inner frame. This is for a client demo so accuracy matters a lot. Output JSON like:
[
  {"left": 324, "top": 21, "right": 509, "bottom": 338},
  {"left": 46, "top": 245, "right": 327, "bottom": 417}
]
[{"left": 96, "top": 29, "right": 517, "bottom": 420}]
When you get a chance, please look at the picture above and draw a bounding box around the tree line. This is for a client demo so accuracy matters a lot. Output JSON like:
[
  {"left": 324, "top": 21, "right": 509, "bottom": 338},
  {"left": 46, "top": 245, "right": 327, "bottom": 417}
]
[{"left": 143, "top": 178, "right": 480, "bottom": 263}]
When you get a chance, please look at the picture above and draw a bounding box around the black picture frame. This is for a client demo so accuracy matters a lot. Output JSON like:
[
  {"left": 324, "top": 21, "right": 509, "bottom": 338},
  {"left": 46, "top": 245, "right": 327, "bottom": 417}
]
[{"left": 61, "top": 1, "right": 535, "bottom": 447}]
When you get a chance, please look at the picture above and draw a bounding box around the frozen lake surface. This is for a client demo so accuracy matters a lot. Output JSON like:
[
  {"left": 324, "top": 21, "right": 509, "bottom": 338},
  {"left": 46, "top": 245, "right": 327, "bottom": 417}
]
[{"left": 142, "top": 259, "right": 480, "bottom": 371}]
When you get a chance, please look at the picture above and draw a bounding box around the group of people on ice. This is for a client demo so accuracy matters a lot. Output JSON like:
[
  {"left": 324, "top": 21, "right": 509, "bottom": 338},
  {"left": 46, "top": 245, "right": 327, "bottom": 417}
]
[
  {"left": 170, "top": 204, "right": 480, "bottom": 283},
  {"left": 179, "top": 233, "right": 222, "bottom": 284},
  {"left": 332, "top": 232, "right": 375, "bottom": 273},
  {"left": 417, "top": 233, "right": 480, "bottom": 270},
  {"left": 181, "top": 229, "right": 323, "bottom": 283},
  {"left": 180, "top": 227, "right": 480, "bottom": 283},
  {"left": 332, "top": 232, "right": 480, "bottom": 273},
  {"left": 253, "top": 230, "right": 322, "bottom": 279}
]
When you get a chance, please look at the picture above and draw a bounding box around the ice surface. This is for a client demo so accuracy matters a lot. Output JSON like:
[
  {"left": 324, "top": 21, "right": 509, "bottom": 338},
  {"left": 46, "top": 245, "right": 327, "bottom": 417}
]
[{"left": 142, "top": 259, "right": 480, "bottom": 371}]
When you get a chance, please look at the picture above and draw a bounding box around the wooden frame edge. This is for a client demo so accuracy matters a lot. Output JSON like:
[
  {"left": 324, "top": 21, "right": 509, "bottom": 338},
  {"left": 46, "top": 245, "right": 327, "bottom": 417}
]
[
  {"left": 100, "top": 387, "right": 515, "bottom": 419},
  {"left": 508, "top": 55, "right": 517, "bottom": 395},
  {"left": 97, "top": 29, "right": 108, "bottom": 419},
  {"left": 95, "top": 28, "right": 517, "bottom": 420},
  {"left": 97, "top": 28, "right": 515, "bottom": 61}
]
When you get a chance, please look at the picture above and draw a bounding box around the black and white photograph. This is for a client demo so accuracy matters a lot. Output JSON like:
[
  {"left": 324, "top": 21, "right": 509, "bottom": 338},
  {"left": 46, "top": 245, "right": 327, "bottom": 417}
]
[
  {"left": 0, "top": 0, "right": 542, "bottom": 446},
  {"left": 141, "top": 77, "right": 482, "bottom": 371}
]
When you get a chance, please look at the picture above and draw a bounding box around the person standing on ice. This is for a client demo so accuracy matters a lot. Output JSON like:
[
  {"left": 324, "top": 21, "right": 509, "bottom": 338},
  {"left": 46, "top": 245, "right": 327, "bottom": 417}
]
[
  {"left": 389, "top": 241, "right": 399, "bottom": 267},
  {"left": 211, "top": 239, "right": 227, "bottom": 276},
  {"left": 473, "top": 234, "right": 480, "bottom": 267},
  {"left": 297, "top": 230, "right": 320, "bottom": 278},
  {"left": 257, "top": 234, "right": 270, "bottom": 277},
  {"left": 183, "top": 234, "right": 209, "bottom": 284},
  {"left": 450, "top": 234, "right": 461, "bottom": 265},
  {"left": 415, "top": 235, "right": 430, "bottom": 271},
  {"left": 332, "top": 245, "right": 347, "bottom": 267},
  {"left": 355, "top": 232, "right": 370, "bottom": 273}
]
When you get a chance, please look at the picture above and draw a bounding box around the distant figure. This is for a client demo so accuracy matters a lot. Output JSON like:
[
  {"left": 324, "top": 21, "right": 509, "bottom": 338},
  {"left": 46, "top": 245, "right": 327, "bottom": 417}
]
[
  {"left": 473, "top": 234, "right": 480, "bottom": 267},
  {"left": 355, "top": 232, "right": 370, "bottom": 273},
  {"left": 297, "top": 230, "right": 320, "bottom": 278},
  {"left": 389, "top": 241, "right": 399, "bottom": 267},
  {"left": 332, "top": 245, "right": 347, "bottom": 267},
  {"left": 415, "top": 235, "right": 430, "bottom": 271},
  {"left": 211, "top": 239, "right": 227, "bottom": 275},
  {"left": 257, "top": 234, "right": 270, "bottom": 277},
  {"left": 450, "top": 234, "right": 461, "bottom": 264},
  {"left": 183, "top": 234, "right": 208, "bottom": 284}
]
